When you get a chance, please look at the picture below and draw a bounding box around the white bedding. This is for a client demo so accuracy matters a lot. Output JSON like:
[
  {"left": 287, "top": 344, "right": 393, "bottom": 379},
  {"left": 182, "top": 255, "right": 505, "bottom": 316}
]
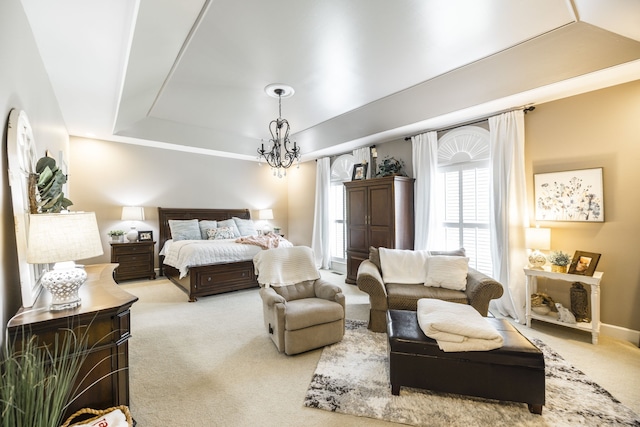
[{"left": 161, "top": 238, "right": 293, "bottom": 279}]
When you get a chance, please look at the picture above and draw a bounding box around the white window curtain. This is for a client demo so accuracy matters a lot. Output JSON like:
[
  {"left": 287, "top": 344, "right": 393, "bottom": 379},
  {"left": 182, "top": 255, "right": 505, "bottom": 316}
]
[
  {"left": 311, "top": 157, "right": 331, "bottom": 269},
  {"left": 352, "top": 147, "right": 371, "bottom": 178},
  {"left": 411, "top": 131, "right": 438, "bottom": 250},
  {"left": 488, "top": 110, "right": 528, "bottom": 323}
]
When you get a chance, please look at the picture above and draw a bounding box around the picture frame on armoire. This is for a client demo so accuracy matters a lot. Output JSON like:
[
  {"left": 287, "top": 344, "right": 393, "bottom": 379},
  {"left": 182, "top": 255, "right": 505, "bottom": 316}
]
[{"left": 352, "top": 163, "right": 368, "bottom": 181}]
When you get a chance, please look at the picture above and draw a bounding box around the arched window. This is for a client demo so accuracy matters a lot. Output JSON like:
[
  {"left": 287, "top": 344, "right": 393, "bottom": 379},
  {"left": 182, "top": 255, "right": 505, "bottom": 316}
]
[
  {"left": 329, "top": 155, "right": 356, "bottom": 264},
  {"left": 433, "top": 126, "right": 493, "bottom": 275}
]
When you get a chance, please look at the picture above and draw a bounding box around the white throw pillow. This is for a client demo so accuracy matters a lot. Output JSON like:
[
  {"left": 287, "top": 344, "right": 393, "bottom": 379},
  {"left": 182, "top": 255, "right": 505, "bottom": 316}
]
[
  {"left": 424, "top": 256, "right": 469, "bottom": 290},
  {"left": 379, "top": 248, "right": 430, "bottom": 284}
]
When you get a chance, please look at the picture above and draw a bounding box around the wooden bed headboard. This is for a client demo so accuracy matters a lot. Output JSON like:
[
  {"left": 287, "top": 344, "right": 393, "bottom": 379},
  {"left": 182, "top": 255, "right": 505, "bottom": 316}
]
[{"left": 157, "top": 207, "right": 251, "bottom": 266}]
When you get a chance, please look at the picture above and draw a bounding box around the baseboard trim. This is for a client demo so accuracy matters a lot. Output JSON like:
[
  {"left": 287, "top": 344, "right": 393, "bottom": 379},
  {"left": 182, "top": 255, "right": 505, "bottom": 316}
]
[{"left": 601, "top": 322, "right": 640, "bottom": 346}]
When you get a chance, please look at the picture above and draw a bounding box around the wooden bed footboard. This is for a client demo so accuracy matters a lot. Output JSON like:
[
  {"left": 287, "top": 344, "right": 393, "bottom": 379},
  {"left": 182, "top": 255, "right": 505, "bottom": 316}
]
[{"left": 158, "top": 207, "right": 258, "bottom": 301}]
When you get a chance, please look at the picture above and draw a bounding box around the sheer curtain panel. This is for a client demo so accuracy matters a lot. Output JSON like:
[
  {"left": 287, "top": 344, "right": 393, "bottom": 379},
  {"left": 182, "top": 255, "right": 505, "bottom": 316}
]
[
  {"left": 411, "top": 131, "right": 438, "bottom": 250},
  {"left": 311, "top": 157, "right": 331, "bottom": 269},
  {"left": 488, "top": 110, "right": 528, "bottom": 323}
]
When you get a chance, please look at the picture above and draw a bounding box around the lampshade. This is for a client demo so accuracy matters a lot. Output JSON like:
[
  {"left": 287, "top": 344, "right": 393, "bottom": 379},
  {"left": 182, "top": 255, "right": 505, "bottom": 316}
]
[
  {"left": 26, "top": 212, "right": 103, "bottom": 311},
  {"left": 27, "top": 212, "right": 104, "bottom": 264},
  {"left": 121, "top": 206, "right": 145, "bottom": 221},
  {"left": 259, "top": 209, "right": 274, "bottom": 220},
  {"left": 525, "top": 227, "right": 550, "bottom": 250}
]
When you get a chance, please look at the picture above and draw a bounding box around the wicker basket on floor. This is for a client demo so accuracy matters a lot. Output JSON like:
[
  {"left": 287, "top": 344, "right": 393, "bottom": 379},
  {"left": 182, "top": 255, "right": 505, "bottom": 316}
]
[{"left": 61, "top": 405, "right": 133, "bottom": 427}]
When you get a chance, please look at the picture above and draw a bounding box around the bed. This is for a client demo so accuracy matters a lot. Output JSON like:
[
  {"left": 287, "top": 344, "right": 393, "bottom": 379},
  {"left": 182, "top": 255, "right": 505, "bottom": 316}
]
[{"left": 159, "top": 207, "right": 286, "bottom": 301}]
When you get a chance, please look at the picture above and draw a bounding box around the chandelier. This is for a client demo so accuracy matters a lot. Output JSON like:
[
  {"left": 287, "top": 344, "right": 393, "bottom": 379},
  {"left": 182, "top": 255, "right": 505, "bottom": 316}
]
[{"left": 257, "top": 84, "right": 301, "bottom": 177}]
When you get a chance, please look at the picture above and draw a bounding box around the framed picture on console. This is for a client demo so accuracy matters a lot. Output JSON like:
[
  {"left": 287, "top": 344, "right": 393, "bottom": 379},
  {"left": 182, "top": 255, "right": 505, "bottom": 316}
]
[
  {"left": 138, "top": 230, "right": 153, "bottom": 242},
  {"left": 568, "top": 250, "right": 601, "bottom": 276},
  {"left": 352, "top": 163, "right": 368, "bottom": 181}
]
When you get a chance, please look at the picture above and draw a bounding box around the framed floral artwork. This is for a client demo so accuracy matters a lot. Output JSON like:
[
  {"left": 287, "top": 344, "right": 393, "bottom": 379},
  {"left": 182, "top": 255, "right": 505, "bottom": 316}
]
[{"left": 534, "top": 167, "right": 604, "bottom": 222}]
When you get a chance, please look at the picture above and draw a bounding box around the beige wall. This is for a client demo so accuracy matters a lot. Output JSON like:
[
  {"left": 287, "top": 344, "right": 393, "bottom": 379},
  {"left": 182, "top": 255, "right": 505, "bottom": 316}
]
[
  {"left": 0, "top": 0, "right": 70, "bottom": 338},
  {"left": 525, "top": 79, "right": 640, "bottom": 332},
  {"left": 69, "top": 137, "right": 290, "bottom": 267}
]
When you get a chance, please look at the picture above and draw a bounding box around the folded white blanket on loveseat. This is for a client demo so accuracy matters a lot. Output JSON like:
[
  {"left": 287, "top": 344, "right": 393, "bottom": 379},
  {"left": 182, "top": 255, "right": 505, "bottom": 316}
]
[{"left": 417, "top": 299, "right": 503, "bottom": 352}]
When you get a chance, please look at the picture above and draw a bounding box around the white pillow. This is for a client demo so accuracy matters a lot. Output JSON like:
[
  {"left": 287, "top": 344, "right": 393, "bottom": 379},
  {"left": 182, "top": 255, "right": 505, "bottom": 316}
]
[
  {"left": 424, "top": 256, "right": 469, "bottom": 291},
  {"left": 199, "top": 220, "right": 218, "bottom": 239},
  {"left": 207, "top": 227, "right": 236, "bottom": 240},
  {"left": 232, "top": 217, "right": 258, "bottom": 236},
  {"left": 379, "top": 248, "right": 430, "bottom": 284},
  {"left": 168, "top": 219, "right": 201, "bottom": 241},
  {"left": 217, "top": 219, "right": 241, "bottom": 238}
]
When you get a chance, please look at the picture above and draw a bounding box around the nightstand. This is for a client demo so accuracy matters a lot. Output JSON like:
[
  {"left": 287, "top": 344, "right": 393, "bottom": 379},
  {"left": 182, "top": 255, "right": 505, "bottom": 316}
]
[{"left": 110, "top": 241, "right": 156, "bottom": 282}]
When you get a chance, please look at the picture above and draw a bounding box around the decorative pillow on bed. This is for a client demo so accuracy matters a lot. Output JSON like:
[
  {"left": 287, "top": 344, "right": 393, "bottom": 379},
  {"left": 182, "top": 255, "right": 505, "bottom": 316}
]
[
  {"left": 199, "top": 220, "right": 218, "bottom": 240},
  {"left": 168, "top": 219, "right": 201, "bottom": 241},
  {"left": 232, "top": 217, "right": 258, "bottom": 236},
  {"left": 207, "top": 226, "right": 236, "bottom": 240},
  {"left": 217, "top": 219, "right": 241, "bottom": 238},
  {"left": 424, "top": 256, "right": 469, "bottom": 291}
]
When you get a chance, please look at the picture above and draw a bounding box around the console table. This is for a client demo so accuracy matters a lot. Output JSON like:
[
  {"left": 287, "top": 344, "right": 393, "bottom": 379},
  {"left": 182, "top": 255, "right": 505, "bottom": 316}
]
[
  {"left": 524, "top": 267, "right": 603, "bottom": 344},
  {"left": 7, "top": 264, "right": 138, "bottom": 421}
]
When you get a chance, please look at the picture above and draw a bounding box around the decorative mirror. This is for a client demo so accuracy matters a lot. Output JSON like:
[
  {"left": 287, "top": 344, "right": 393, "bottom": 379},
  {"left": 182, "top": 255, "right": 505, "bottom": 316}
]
[{"left": 7, "top": 109, "right": 42, "bottom": 307}]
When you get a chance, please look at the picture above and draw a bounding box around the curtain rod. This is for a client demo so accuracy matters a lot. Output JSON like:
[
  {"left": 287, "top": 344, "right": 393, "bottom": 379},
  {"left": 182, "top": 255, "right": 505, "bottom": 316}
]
[{"left": 403, "top": 105, "right": 535, "bottom": 141}]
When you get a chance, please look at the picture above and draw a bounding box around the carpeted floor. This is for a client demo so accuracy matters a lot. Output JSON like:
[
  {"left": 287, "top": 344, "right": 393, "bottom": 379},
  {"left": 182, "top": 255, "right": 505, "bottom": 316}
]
[
  {"left": 121, "top": 274, "right": 640, "bottom": 426},
  {"left": 305, "top": 320, "right": 640, "bottom": 426}
]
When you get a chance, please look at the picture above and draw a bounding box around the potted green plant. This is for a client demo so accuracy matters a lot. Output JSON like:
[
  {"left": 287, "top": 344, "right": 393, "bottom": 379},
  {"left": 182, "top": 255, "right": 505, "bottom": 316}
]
[
  {"left": 375, "top": 156, "right": 407, "bottom": 177},
  {"left": 108, "top": 230, "right": 125, "bottom": 242},
  {"left": 547, "top": 250, "right": 571, "bottom": 273},
  {"left": 1, "top": 329, "right": 90, "bottom": 427},
  {"left": 30, "top": 156, "right": 73, "bottom": 213}
]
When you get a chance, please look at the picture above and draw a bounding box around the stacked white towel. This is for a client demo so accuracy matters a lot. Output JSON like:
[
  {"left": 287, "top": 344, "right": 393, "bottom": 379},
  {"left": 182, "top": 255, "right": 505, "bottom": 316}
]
[{"left": 417, "top": 299, "right": 504, "bottom": 352}]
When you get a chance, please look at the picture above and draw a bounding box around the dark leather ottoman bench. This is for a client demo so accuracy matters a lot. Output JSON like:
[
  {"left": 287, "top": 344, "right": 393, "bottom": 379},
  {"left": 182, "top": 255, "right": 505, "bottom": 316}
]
[{"left": 387, "top": 309, "right": 545, "bottom": 414}]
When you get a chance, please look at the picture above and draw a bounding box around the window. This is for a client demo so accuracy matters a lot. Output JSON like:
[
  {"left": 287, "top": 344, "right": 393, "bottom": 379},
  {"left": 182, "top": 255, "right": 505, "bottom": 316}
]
[
  {"left": 329, "top": 155, "right": 356, "bottom": 263},
  {"left": 432, "top": 126, "right": 493, "bottom": 276}
]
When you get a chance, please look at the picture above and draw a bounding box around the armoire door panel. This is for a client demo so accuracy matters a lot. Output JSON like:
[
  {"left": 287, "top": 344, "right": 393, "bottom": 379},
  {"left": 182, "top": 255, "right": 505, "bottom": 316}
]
[
  {"left": 369, "top": 186, "right": 392, "bottom": 227},
  {"left": 347, "top": 227, "right": 367, "bottom": 251},
  {"left": 347, "top": 187, "right": 367, "bottom": 226},
  {"left": 369, "top": 227, "right": 393, "bottom": 248}
]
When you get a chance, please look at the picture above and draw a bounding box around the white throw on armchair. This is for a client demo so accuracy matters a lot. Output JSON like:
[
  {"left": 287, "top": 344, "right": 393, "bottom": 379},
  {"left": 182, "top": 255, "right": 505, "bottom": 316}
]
[{"left": 253, "top": 246, "right": 345, "bottom": 355}]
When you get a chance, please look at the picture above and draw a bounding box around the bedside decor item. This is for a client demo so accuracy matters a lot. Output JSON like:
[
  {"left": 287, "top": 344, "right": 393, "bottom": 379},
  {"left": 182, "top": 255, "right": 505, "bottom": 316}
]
[
  {"left": 257, "top": 84, "right": 301, "bottom": 177},
  {"left": 259, "top": 208, "right": 274, "bottom": 234},
  {"left": 525, "top": 227, "right": 550, "bottom": 269},
  {"left": 351, "top": 163, "right": 368, "bottom": 181},
  {"left": 375, "top": 156, "right": 407, "bottom": 177},
  {"left": 534, "top": 168, "right": 603, "bottom": 222},
  {"left": 547, "top": 250, "right": 571, "bottom": 273},
  {"left": 555, "top": 303, "right": 577, "bottom": 324},
  {"left": 108, "top": 229, "right": 125, "bottom": 242},
  {"left": 568, "top": 250, "right": 601, "bottom": 276},
  {"left": 570, "top": 282, "right": 590, "bottom": 322},
  {"left": 137, "top": 230, "right": 153, "bottom": 242},
  {"left": 121, "top": 206, "right": 145, "bottom": 242},
  {"left": 26, "top": 212, "right": 103, "bottom": 311}
]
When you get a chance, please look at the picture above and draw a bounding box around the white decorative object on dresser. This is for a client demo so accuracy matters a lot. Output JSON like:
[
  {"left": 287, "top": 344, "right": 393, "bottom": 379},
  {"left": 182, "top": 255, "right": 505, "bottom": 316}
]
[{"left": 524, "top": 267, "right": 603, "bottom": 344}]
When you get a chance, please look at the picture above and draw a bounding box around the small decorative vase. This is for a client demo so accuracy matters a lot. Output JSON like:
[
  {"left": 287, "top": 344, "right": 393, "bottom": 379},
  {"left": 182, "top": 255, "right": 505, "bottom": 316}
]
[
  {"left": 570, "top": 282, "right": 590, "bottom": 322},
  {"left": 551, "top": 264, "right": 567, "bottom": 273}
]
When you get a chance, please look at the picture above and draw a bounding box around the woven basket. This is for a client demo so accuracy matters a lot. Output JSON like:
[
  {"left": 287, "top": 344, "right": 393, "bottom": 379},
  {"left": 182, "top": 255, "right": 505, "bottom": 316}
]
[{"left": 61, "top": 405, "right": 133, "bottom": 427}]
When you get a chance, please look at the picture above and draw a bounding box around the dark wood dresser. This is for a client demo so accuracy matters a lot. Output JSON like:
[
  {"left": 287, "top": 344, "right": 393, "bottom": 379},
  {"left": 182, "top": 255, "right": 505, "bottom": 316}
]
[
  {"left": 111, "top": 241, "right": 156, "bottom": 282},
  {"left": 7, "top": 264, "right": 138, "bottom": 421},
  {"left": 344, "top": 175, "right": 415, "bottom": 283}
]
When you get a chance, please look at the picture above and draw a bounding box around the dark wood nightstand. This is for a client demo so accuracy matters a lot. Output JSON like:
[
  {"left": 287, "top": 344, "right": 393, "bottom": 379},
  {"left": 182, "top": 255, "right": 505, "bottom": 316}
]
[{"left": 110, "top": 241, "right": 156, "bottom": 282}]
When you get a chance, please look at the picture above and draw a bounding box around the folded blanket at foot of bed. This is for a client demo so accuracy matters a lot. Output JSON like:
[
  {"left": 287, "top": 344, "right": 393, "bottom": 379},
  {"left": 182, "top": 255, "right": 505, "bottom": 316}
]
[{"left": 417, "top": 298, "right": 503, "bottom": 352}]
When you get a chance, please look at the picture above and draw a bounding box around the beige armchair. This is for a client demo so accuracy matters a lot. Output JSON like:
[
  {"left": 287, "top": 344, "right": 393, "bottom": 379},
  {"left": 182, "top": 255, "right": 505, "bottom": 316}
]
[
  {"left": 254, "top": 247, "right": 345, "bottom": 355},
  {"left": 357, "top": 247, "right": 504, "bottom": 333}
]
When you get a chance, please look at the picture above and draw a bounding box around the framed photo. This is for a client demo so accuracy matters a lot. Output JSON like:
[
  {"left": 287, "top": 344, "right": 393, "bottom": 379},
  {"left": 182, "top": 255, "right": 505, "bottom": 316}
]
[
  {"left": 351, "top": 163, "right": 368, "bottom": 181},
  {"left": 138, "top": 230, "right": 153, "bottom": 242},
  {"left": 534, "top": 167, "right": 603, "bottom": 222},
  {"left": 568, "top": 251, "right": 601, "bottom": 276}
]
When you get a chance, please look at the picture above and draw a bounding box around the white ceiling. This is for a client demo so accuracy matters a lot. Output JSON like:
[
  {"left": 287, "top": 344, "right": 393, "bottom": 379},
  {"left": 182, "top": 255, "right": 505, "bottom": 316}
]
[{"left": 21, "top": 0, "right": 640, "bottom": 162}]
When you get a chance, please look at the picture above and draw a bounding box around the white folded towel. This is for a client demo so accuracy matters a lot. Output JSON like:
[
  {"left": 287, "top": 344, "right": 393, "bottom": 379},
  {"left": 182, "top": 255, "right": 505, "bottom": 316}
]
[{"left": 417, "top": 299, "right": 504, "bottom": 352}]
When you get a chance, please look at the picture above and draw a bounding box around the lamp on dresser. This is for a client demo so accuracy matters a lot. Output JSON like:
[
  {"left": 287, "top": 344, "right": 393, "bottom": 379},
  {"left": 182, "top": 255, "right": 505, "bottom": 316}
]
[
  {"left": 525, "top": 227, "right": 551, "bottom": 269},
  {"left": 121, "top": 206, "right": 145, "bottom": 242},
  {"left": 26, "top": 212, "right": 103, "bottom": 311}
]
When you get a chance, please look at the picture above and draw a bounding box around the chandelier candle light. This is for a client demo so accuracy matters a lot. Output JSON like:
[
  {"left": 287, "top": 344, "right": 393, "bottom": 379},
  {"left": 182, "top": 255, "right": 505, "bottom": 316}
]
[
  {"left": 121, "top": 206, "right": 145, "bottom": 242},
  {"left": 26, "top": 212, "right": 103, "bottom": 311},
  {"left": 525, "top": 227, "right": 551, "bottom": 269},
  {"left": 257, "top": 84, "right": 301, "bottom": 177}
]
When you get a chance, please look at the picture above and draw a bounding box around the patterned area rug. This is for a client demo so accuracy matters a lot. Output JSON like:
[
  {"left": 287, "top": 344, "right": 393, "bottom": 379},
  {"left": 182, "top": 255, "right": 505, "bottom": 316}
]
[{"left": 304, "top": 320, "right": 640, "bottom": 426}]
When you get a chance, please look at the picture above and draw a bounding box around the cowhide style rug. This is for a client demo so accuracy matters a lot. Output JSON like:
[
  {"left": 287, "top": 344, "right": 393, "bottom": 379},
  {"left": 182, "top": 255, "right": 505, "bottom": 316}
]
[{"left": 304, "top": 320, "right": 640, "bottom": 426}]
